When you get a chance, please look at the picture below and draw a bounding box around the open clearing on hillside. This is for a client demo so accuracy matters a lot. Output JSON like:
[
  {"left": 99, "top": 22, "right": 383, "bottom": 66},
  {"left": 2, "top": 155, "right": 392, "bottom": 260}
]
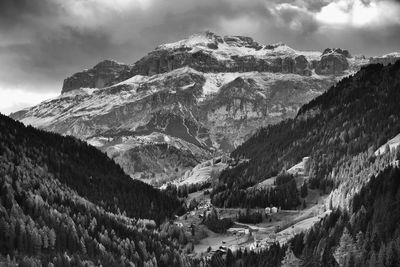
[{"left": 176, "top": 187, "right": 329, "bottom": 258}]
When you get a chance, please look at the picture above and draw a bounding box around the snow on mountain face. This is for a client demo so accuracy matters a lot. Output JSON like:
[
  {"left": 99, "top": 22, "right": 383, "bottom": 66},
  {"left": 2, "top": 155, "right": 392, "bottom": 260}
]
[
  {"left": 11, "top": 31, "right": 369, "bottom": 184},
  {"left": 61, "top": 31, "right": 367, "bottom": 95},
  {"left": 156, "top": 31, "right": 320, "bottom": 62},
  {"left": 370, "top": 52, "right": 400, "bottom": 66},
  {"left": 13, "top": 67, "right": 338, "bottom": 149}
]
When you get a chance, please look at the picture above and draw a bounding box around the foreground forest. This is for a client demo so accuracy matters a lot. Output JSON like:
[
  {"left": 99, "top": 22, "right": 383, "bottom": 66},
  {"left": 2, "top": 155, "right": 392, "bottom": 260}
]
[
  {"left": 209, "top": 145, "right": 400, "bottom": 266},
  {"left": 0, "top": 114, "right": 189, "bottom": 266}
]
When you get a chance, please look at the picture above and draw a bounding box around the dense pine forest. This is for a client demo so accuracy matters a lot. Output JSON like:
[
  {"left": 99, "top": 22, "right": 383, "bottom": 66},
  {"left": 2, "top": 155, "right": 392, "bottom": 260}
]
[
  {"left": 209, "top": 243, "right": 287, "bottom": 267},
  {"left": 288, "top": 165, "right": 400, "bottom": 266},
  {"left": 0, "top": 114, "right": 189, "bottom": 266},
  {"left": 211, "top": 172, "right": 300, "bottom": 209},
  {"left": 211, "top": 145, "right": 400, "bottom": 266},
  {"left": 211, "top": 61, "right": 400, "bottom": 209}
]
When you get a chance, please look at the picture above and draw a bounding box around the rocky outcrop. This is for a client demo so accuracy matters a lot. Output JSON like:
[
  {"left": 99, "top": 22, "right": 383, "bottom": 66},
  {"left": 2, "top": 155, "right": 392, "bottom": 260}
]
[
  {"left": 223, "top": 35, "right": 262, "bottom": 50},
  {"left": 133, "top": 47, "right": 313, "bottom": 77},
  {"left": 322, "top": 48, "right": 351, "bottom": 58},
  {"left": 294, "top": 55, "right": 311, "bottom": 75},
  {"left": 316, "top": 50, "right": 349, "bottom": 75},
  {"left": 62, "top": 60, "right": 132, "bottom": 93}
]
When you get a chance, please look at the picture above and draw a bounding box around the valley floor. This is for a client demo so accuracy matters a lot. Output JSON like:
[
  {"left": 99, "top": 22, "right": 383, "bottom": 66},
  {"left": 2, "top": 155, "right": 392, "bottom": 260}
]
[{"left": 175, "top": 186, "right": 329, "bottom": 259}]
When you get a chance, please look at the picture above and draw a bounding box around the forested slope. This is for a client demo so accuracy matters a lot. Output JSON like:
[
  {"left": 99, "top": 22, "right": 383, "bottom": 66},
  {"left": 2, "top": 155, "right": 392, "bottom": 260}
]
[
  {"left": 0, "top": 114, "right": 187, "bottom": 266},
  {"left": 0, "top": 114, "right": 183, "bottom": 222},
  {"left": 289, "top": 165, "right": 400, "bottom": 266},
  {"left": 211, "top": 61, "right": 400, "bottom": 208}
]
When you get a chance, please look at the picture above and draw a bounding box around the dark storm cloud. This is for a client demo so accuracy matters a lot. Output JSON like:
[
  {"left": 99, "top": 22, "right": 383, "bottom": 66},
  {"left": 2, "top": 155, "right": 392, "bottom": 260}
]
[
  {"left": 140, "top": 0, "right": 272, "bottom": 46},
  {"left": 0, "top": 0, "right": 273, "bottom": 95},
  {"left": 0, "top": 27, "right": 124, "bottom": 86},
  {"left": 0, "top": 0, "right": 57, "bottom": 24},
  {"left": 0, "top": 0, "right": 400, "bottom": 114}
]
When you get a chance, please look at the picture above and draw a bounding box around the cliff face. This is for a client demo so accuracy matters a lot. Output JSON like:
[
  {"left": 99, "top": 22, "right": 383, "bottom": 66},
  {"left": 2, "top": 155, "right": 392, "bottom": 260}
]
[
  {"left": 62, "top": 32, "right": 361, "bottom": 94},
  {"left": 12, "top": 31, "right": 369, "bottom": 185},
  {"left": 62, "top": 60, "right": 133, "bottom": 93}
]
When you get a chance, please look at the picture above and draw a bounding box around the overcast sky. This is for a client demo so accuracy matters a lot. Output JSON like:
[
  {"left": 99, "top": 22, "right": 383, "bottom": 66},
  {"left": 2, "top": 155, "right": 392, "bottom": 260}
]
[{"left": 1, "top": 0, "right": 400, "bottom": 115}]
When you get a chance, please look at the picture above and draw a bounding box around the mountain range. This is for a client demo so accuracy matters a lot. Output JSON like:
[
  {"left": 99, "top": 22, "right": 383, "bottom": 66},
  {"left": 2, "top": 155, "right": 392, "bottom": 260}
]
[{"left": 11, "top": 31, "right": 382, "bottom": 186}]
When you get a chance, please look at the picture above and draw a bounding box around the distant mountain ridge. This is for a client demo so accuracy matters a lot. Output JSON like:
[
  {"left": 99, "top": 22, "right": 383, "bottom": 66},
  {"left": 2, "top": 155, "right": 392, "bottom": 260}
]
[
  {"left": 61, "top": 31, "right": 363, "bottom": 94},
  {"left": 12, "top": 31, "right": 397, "bottom": 185}
]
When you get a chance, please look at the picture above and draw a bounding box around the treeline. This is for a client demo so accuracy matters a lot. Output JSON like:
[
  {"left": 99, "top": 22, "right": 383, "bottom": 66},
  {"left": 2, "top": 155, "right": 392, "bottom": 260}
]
[
  {"left": 327, "top": 143, "right": 400, "bottom": 211},
  {"left": 211, "top": 173, "right": 300, "bottom": 209},
  {"left": 212, "top": 61, "right": 400, "bottom": 208},
  {"left": 0, "top": 114, "right": 183, "bottom": 223},
  {"left": 0, "top": 114, "right": 190, "bottom": 266},
  {"left": 202, "top": 209, "right": 233, "bottom": 234},
  {"left": 164, "top": 182, "right": 211, "bottom": 199},
  {"left": 237, "top": 210, "right": 263, "bottom": 224},
  {"left": 203, "top": 243, "right": 287, "bottom": 267}
]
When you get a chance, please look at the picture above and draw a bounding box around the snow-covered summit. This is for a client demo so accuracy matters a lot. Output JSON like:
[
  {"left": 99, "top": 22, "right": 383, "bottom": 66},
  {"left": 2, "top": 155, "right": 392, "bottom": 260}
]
[
  {"left": 155, "top": 31, "right": 322, "bottom": 62},
  {"left": 61, "top": 31, "right": 369, "bottom": 95},
  {"left": 156, "top": 31, "right": 221, "bottom": 50}
]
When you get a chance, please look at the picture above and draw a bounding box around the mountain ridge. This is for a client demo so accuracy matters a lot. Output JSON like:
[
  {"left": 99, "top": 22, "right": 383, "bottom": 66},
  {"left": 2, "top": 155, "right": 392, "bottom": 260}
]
[
  {"left": 61, "top": 31, "right": 364, "bottom": 94},
  {"left": 11, "top": 31, "right": 398, "bottom": 185}
]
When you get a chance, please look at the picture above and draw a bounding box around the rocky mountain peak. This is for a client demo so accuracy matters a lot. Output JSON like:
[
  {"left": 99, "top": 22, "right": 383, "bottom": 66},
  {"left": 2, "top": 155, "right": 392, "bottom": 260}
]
[
  {"left": 61, "top": 32, "right": 367, "bottom": 94},
  {"left": 322, "top": 48, "right": 352, "bottom": 58},
  {"left": 156, "top": 30, "right": 223, "bottom": 50},
  {"left": 264, "top": 42, "right": 287, "bottom": 49},
  {"left": 156, "top": 31, "right": 291, "bottom": 53},
  {"left": 222, "top": 35, "right": 261, "bottom": 49},
  {"left": 62, "top": 59, "right": 132, "bottom": 94},
  {"left": 93, "top": 59, "right": 128, "bottom": 69},
  {"left": 316, "top": 48, "right": 351, "bottom": 75}
]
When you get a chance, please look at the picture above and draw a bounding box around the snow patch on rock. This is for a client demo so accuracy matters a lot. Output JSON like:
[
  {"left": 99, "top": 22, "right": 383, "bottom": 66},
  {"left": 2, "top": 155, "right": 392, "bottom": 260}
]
[{"left": 375, "top": 133, "right": 400, "bottom": 156}]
